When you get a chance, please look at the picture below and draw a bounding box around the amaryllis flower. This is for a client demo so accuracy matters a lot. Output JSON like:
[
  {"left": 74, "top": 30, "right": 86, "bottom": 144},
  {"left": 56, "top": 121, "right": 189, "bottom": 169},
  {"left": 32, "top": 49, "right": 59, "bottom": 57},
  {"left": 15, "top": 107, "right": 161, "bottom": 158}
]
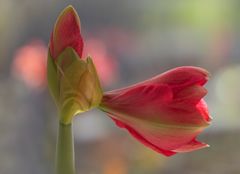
[
  {"left": 48, "top": 5, "right": 211, "bottom": 159},
  {"left": 12, "top": 40, "right": 47, "bottom": 89},
  {"left": 99, "top": 67, "right": 211, "bottom": 156},
  {"left": 47, "top": 6, "right": 102, "bottom": 124}
]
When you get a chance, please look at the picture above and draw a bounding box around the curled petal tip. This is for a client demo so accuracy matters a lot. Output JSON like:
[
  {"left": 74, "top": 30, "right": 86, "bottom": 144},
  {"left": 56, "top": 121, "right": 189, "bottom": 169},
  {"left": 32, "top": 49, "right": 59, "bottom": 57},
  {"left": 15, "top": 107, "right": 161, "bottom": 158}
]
[
  {"left": 58, "top": 5, "right": 80, "bottom": 27},
  {"left": 175, "top": 66, "right": 210, "bottom": 78},
  {"left": 173, "top": 139, "right": 209, "bottom": 153},
  {"left": 194, "top": 67, "right": 210, "bottom": 81},
  {"left": 175, "top": 66, "right": 210, "bottom": 75},
  {"left": 195, "top": 99, "right": 212, "bottom": 125},
  {"left": 64, "top": 5, "right": 76, "bottom": 11},
  {"left": 188, "top": 66, "right": 210, "bottom": 82},
  {"left": 158, "top": 66, "right": 210, "bottom": 87}
]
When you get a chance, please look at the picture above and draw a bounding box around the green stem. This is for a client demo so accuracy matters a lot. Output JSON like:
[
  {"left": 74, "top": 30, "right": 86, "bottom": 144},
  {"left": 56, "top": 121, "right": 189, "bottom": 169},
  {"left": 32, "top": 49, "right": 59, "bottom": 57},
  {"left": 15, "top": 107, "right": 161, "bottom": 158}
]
[{"left": 55, "top": 122, "right": 75, "bottom": 174}]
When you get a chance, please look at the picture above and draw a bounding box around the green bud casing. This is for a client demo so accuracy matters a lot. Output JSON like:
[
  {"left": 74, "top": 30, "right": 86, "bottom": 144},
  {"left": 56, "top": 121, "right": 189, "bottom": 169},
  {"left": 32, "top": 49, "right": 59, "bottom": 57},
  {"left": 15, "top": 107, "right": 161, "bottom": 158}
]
[{"left": 48, "top": 47, "right": 102, "bottom": 124}]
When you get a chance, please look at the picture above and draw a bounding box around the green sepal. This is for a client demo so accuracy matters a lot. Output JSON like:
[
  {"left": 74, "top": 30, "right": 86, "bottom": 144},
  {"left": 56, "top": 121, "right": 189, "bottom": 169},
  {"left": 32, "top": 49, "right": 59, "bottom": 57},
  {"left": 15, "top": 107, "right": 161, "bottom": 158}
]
[
  {"left": 47, "top": 51, "right": 59, "bottom": 106},
  {"left": 48, "top": 47, "right": 103, "bottom": 124}
]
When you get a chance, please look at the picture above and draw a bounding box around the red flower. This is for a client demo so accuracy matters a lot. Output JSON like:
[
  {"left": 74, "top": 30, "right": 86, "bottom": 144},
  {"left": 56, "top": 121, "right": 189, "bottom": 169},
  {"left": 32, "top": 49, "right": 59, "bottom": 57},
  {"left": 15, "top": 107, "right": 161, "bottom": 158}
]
[
  {"left": 47, "top": 6, "right": 102, "bottom": 124},
  {"left": 99, "top": 66, "right": 211, "bottom": 156},
  {"left": 48, "top": 5, "right": 211, "bottom": 155},
  {"left": 49, "top": 6, "right": 83, "bottom": 59}
]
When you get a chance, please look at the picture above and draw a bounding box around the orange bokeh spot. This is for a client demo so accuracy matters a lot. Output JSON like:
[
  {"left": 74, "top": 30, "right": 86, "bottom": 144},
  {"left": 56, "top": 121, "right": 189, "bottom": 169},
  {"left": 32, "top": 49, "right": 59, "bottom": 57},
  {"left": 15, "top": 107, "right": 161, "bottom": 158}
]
[
  {"left": 12, "top": 40, "right": 47, "bottom": 90},
  {"left": 83, "top": 38, "right": 119, "bottom": 87}
]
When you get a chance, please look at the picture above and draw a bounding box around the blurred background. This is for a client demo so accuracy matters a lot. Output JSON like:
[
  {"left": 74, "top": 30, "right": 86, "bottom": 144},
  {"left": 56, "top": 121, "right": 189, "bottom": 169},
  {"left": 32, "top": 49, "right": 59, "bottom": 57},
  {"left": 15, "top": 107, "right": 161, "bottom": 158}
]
[{"left": 0, "top": 0, "right": 240, "bottom": 173}]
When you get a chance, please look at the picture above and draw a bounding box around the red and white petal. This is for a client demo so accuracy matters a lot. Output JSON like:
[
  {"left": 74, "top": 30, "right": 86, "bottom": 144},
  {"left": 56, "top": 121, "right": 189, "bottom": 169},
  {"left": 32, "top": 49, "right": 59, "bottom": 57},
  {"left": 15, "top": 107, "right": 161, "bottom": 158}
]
[
  {"left": 110, "top": 116, "right": 207, "bottom": 156},
  {"left": 102, "top": 84, "right": 209, "bottom": 127},
  {"left": 111, "top": 117, "right": 176, "bottom": 156},
  {"left": 173, "top": 139, "right": 209, "bottom": 153},
  {"left": 100, "top": 66, "right": 211, "bottom": 156}
]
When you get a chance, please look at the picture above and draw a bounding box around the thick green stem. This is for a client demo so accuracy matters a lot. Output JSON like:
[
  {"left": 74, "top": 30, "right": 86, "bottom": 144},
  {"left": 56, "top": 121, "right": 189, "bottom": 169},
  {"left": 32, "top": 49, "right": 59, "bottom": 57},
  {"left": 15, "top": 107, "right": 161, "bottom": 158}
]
[{"left": 55, "top": 122, "right": 75, "bottom": 174}]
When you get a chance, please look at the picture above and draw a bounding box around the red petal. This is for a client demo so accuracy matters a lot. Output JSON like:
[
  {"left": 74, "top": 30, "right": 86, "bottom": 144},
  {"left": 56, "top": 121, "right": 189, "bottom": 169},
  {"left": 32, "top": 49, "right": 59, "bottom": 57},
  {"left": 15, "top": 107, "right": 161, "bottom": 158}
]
[
  {"left": 173, "top": 85, "right": 207, "bottom": 104},
  {"left": 110, "top": 116, "right": 207, "bottom": 156},
  {"left": 102, "top": 84, "right": 209, "bottom": 127},
  {"left": 105, "top": 66, "right": 209, "bottom": 95},
  {"left": 173, "top": 139, "right": 209, "bottom": 153},
  {"left": 148, "top": 66, "right": 209, "bottom": 87},
  {"left": 50, "top": 6, "right": 83, "bottom": 58},
  {"left": 196, "top": 99, "right": 212, "bottom": 123},
  {"left": 102, "top": 84, "right": 174, "bottom": 123},
  {"left": 100, "top": 66, "right": 211, "bottom": 156},
  {"left": 104, "top": 84, "right": 172, "bottom": 106},
  {"left": 111, "top": 117, "right": 176, "bottom": 156}
]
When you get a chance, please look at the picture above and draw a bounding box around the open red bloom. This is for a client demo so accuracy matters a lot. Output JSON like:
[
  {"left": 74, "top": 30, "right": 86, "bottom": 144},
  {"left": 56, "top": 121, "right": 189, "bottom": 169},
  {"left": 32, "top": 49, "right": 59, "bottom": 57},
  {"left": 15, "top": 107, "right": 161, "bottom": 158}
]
[
  {"left": 48, "top": 5, "right": 211, "bottom": 155},
  {"left": 100, "top": 66, "right": 211, "bottom": 156}
]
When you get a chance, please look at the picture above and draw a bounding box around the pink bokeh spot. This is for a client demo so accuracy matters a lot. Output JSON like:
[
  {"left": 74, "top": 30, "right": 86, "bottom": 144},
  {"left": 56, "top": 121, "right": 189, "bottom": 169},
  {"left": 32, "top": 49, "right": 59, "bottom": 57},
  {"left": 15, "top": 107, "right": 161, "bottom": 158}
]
[
  {"left": 12, "top": 40, "right": 47, "bottom": 90},
  {"left": 83, "top": 38, "right": 119, "bottom": 87}
]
